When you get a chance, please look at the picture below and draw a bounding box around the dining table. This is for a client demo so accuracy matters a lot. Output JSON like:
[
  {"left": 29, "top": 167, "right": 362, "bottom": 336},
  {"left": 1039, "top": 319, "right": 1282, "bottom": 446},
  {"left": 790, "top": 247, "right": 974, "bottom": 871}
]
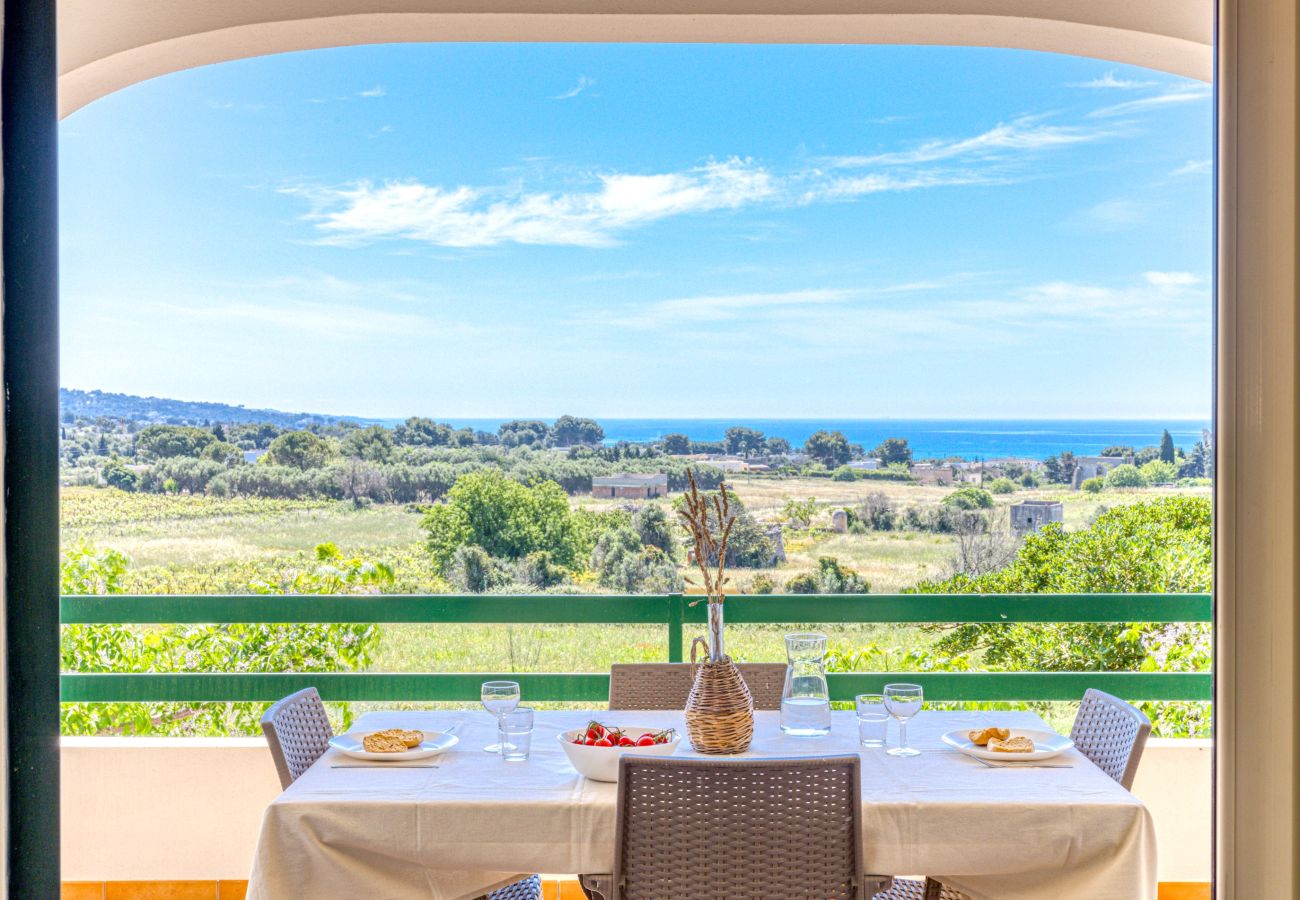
[{"left": 244, "top": 708, "right": 1157, "bottom": 900}]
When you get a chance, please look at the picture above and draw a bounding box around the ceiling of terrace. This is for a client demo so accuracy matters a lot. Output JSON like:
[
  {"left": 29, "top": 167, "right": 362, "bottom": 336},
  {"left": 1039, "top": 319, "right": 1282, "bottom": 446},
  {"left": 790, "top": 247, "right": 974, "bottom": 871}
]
[{"left": 59, "top": 0, "right": 1212, "bottom": 118}]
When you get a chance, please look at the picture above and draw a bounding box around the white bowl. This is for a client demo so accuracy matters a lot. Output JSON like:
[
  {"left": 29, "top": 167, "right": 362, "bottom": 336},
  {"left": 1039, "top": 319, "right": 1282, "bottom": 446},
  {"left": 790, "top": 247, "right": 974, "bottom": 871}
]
[{"left": 558, "top": 727, "right": 682, "bottom": 782}]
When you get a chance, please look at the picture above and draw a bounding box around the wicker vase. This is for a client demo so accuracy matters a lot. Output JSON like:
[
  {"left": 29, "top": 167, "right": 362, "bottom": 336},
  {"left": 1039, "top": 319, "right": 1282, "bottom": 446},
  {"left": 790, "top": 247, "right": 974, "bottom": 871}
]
[{"left": 684, "top": 602, "right": 755, "bottom": 755}]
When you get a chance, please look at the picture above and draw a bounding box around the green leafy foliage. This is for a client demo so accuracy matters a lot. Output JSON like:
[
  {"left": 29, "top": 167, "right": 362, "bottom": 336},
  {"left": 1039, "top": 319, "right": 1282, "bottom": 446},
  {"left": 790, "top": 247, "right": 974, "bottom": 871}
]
[
  {"left": 1082, "top": 476, "right": 1105, "bottom": 493},
  {"left": 61, "top": 541, "right": 390, "bottom": 737},
  {"left": 422, "top": 469, "right": 582, "bottom": 572},
  {"left": 266, "top": 430, "right": 331, "bottom": 470},
  {"left": 1105, "top": 464, "right": 1148, "bottom": 488},
  {"left": 872, "top": 437, "right": 912, "bottom": 466},
  {"left": 804, "top": 430, "right": 851, "bottom": 467},
  {"left": 943, "top": 486, "right": 994, "bottom": 510},
  {"left": 786, "top": 557, "right": 869, "bottom": 594},
  {"left": 986, "top": 477, "right": 1017, "bottom": 494},
  {"left": 911, "top": 496, "right": 1212, "bottom": 735}
]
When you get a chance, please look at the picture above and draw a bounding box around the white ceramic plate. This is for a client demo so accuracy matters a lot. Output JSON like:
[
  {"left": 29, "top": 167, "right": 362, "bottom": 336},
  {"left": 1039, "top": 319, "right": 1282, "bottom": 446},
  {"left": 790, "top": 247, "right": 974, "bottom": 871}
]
[
  {"left": 941, "top": 728, "right": 1074, "bottom": 762},
  {"left": 558, "top": 727, "right": 681, "bottom": 782},
  {"left": 329, "top": 729, "right": 459, "bottom": 762}
]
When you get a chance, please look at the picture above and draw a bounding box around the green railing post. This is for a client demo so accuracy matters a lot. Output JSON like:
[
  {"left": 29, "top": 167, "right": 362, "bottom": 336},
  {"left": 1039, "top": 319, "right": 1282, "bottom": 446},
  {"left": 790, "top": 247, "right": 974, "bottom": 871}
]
[{"left": 666, "top": 593, "right": 684, "bottom": 662}]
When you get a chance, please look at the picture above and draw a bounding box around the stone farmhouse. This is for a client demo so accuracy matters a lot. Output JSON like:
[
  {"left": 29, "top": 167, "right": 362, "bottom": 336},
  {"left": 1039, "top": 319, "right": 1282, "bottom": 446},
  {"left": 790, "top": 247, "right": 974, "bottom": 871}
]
[
  {"left": 1011, "top": 500, "right": 1065, "bottom": 534},
  {"left": 1072, "top": 455, "right": 1135, "bottom": 489},
  {"left": 591, "top": 473, "right": 669, "bottom": 499}
]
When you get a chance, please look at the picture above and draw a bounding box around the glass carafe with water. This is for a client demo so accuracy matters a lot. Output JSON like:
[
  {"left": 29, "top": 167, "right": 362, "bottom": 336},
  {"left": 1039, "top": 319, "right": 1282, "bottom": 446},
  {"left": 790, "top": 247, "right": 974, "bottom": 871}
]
[{"left": 781, "top": 632, "right": 831, "bottom": 735}]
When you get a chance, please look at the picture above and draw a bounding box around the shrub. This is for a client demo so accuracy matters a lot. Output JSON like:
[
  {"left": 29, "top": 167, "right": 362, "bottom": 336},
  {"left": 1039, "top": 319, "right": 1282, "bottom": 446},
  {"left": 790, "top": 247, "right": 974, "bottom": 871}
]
[
  {"left": 853, "top": 492, "right": 897, "bottom": 531},
  {"left": 943, "top": 486, "right": 994, "bottom": 510},
  {"left": 1105, "top": 464, "right": 1148, "bottom": 488},
  {"left": 1081, "top": 476, "right": 1105, "bottom": 494},
  {"left": 987, "top": 477, "right": 1017, "bottom": 494},
  {"left": 449, "top": 545, "right": 506, "bottom": 593},
  {"left": 102, "top": 461, "right": 138, "bottom": 492},
  {"left": 632, "top": 504, "right": 675, "bottom": 555},
  {"left": 831, "top": 465, "right": 857, "bottom": 482},
  {"left": 1139, "top": 459, "right": 1178, "bottom": 484},
  {"left": 786, "top": 557, "right": 869, "bottom": 594},
  {"left": 1019, "top": 471, "right": 1041, "bottom": 488},
  {"left": 591, "top": 527, "right": 682, "bottom": 593},
  {"left": 747, "top": 573, "right": 776, "bottom": 594}
]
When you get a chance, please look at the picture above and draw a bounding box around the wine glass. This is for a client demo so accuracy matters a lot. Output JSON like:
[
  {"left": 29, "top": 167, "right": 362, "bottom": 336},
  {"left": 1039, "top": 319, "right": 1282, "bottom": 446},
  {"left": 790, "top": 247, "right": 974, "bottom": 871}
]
[
  {"left": 883, "top": 683, "right": 924, "bottom": 757},
  {"left": 481, "top": 680, "right": 520, "bottom": 752}
]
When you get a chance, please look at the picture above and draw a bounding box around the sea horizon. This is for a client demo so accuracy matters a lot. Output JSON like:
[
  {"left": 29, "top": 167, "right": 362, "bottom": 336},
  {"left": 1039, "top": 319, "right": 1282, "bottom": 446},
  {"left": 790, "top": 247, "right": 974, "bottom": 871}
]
[{"left": 406, "top": 417, "right": 1212, "bottom": 461}]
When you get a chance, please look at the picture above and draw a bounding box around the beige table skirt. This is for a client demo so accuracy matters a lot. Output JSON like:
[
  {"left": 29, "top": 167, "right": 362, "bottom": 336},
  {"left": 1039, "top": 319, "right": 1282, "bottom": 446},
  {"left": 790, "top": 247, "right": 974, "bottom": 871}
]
[{"left": 246, "top": 708, "right": 1156, "bottom": 900}]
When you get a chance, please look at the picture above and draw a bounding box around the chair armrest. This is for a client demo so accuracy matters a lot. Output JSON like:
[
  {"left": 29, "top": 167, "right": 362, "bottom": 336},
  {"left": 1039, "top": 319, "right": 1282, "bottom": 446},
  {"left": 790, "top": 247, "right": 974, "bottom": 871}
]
[
  {"left": 864, "top": 875, "right": 894, "bottom": 897},
  {"left": 580, "top": 873, "right": 614, "bottom": 900}
]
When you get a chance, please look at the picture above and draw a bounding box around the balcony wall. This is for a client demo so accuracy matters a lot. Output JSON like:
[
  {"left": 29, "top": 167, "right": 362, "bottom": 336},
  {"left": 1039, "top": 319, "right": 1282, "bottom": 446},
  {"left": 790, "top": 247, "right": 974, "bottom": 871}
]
[{"left": 60, "top": 736, "right": 1212, "bottom": 883}]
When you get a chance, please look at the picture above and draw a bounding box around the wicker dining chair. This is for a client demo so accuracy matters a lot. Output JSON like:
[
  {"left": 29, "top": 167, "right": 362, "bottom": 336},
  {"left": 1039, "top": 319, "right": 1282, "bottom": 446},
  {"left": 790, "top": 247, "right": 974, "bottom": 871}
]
[
  {"left": 608, "top": 662, "right": 788, "bottom": 711},
  {"left": 260, "top": 688, "right": 543, "bottom": 900},
  {"left": 580, "top": 755, "right": 892, "bottom": 900},
  {"left": 876, "top": 688, "right": 1154, "bottom": 900}
]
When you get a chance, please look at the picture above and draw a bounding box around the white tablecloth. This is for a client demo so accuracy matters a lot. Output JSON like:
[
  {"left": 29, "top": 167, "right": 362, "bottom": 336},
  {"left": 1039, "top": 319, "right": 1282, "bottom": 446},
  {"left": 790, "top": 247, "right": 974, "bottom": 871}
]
[{"left": 246, "top": 708, "right": 1156, "bottom": 900}]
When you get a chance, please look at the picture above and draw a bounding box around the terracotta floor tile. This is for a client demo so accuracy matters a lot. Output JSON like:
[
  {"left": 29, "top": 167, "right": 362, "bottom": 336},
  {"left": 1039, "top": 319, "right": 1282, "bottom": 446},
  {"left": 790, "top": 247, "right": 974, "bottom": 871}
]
[
  {"left": 104, "top": 882, "right": 216, "bottom": 900},
  {"left": 558, "top": 879, "right": 590, "bottom": 900},
  {"left": 61, "top": 884, "right": 103, "bottom": 900},
  {"left": 1158, "top": 884, "right": 1211, "bottom": 900},
  {"left": 217, "top": 882, "right": 248, "bottom": 900}
]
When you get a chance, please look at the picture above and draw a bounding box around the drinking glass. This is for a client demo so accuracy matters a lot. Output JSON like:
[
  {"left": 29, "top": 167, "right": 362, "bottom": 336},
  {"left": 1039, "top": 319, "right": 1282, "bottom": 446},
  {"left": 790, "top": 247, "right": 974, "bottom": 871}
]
[
  {"left": 883, "top": 683, "right": 924, "bottom": 757},
  {"left": 499, "top": 707, "right": 534, "bottom": 761},
  {"left": 481, "top": 680, "right": 520, "bottom": 752},
  {"left": 855, "top": 693, "right": 889, "bottom": 748}
]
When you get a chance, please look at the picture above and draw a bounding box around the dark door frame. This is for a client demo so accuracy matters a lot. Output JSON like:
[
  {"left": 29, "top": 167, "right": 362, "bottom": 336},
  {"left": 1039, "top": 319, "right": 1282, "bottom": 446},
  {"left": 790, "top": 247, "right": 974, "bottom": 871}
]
[{"left": 4, "top": 0, "right": 62, "bottom": 894}]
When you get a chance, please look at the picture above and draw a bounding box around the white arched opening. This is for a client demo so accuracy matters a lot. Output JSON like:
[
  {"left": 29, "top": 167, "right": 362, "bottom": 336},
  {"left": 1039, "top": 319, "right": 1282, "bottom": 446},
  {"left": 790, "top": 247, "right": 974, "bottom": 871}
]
[{"left": 58, "top": 0, "right": 1210, "bottom": 118}]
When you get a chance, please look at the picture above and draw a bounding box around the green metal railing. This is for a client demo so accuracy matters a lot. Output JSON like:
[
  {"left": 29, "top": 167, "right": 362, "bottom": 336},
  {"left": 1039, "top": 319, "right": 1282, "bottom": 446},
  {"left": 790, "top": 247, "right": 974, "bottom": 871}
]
[{"left": 59, "top": 593, "right": 1213, "bottom": 704}]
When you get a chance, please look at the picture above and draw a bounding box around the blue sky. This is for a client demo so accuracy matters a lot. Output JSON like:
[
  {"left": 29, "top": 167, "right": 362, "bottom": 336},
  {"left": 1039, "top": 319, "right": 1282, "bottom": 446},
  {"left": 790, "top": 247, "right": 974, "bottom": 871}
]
[{"left": 59, "top": 43, "right": 1212, "bottom": 419}]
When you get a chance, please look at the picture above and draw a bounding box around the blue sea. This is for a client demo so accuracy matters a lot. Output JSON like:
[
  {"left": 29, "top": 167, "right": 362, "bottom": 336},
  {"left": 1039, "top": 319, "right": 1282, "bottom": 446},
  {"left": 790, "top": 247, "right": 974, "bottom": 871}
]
[{"left": 434, "top": 418, "right": 1212, "bottom": 461}]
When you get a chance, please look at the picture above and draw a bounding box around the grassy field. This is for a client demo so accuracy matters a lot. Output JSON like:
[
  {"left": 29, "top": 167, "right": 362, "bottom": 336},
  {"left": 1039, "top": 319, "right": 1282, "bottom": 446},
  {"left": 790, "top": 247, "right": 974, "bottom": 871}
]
[{"left": 60, "top": 478, "right": 1210, "bottom": 677}]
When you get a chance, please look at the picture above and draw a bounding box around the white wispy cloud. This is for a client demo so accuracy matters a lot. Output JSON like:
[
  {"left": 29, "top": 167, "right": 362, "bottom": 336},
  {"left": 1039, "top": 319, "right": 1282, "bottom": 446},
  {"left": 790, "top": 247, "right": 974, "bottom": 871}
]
[
  {"left": 551, "top": 76, "right": 595, "bottom": 101},
  {"left": 823, "top": 117, "right": 1110, "bottom": 168},
  {"left": 1065, "top": 197, "right": 1150, "bottom": 231},
  {"left": 284, "top": 115, "right": 1125, "bottom": 249},
  {"left": 1172, "top": 159, "right": 1212, "bottom": 177},
  {"left": 1144, "top": 271, "right": 1200, "bottom": 287},
  {"left": 287, "top": 158, "right": 776, "bottom": 248},
  {"left": 574, "top": 271, "right": 1208, "bottom": 350},
  {"left": 1089, "top": 84, "right": 1210, "bottom": 118},
  {"left": 1070, "top": 71, "right": 1159, "bottom": 90},
  {"left": 358, "top": 86, "right": 386, "bottom": 98}
]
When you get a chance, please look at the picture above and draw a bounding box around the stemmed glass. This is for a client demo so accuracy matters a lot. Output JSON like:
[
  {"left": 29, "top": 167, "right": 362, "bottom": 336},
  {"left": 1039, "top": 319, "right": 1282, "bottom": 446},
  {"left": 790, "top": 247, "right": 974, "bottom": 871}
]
[
  {"left": 481, "top": 680, "right": 521, "bottom": 753},
  {"left": 883, "top": 682, "right": 924, "bottom": 757}
]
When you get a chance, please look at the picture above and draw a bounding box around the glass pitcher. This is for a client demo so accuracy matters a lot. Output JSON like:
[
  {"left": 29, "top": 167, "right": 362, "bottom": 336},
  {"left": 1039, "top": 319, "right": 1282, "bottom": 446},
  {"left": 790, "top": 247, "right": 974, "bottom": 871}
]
[{"left": 780, "top": 632, "right": 831, "bottom": 735}]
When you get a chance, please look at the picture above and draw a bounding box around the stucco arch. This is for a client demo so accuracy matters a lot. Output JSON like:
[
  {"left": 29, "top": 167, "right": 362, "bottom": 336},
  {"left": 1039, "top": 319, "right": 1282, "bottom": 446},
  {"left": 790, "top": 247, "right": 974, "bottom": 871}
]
[{"left": 58, "top": 0, "right": 1211, "bottom": 118}]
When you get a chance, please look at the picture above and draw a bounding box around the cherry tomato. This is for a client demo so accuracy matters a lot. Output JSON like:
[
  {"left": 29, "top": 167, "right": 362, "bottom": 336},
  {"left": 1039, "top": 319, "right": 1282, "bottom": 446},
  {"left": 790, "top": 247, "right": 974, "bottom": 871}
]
[
  {"left": 618, "top": 736, "right": 635, "bottom": 747},
  {"left": 585, "top": 738, "right": 597, "bottom": 745},
  {"left": 636, "top": 734, "right": 655, "bottom": 747}
]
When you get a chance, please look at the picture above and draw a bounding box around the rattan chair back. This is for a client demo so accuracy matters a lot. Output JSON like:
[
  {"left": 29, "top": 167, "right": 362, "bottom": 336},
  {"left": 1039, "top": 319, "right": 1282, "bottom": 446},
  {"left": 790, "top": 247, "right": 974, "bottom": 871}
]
[
  {"left": 612, "top": 755, "right": 865, "bottom": 900},
  {"left": 1069, "top": 688, "right": 1152, "bottom": 790},
  {"left": 261, "top": 686, "right": 333, "bottom": 789},
  {"left": 609, "top": 662, "right": 787, "bottom": 711}
]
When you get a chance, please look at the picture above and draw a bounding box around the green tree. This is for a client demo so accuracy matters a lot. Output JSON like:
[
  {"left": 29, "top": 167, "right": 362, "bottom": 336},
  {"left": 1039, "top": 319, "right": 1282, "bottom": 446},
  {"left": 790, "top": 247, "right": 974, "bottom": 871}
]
[
  {"left": 1105, "top": 464, "right": 1148, "bottom": 488},
  {"left": 135, "top": 424, "right": 216, "bottom": 460},
  {"left": 804, "top": 430, "right": 851, "bottom": 467},
  {"left": 873, "top": 437, "right": 912, "bottom": 466},
  {"left": 591, "top": 527, "right": 683, "bottom": 593},
  {"left": 551, "top": 415, "right": 605, "bottom": 447},
  {"left": 498, "top": 420, "right": 550, "bottom": 448},
  {"left": 661, "top": 433, "right": 691, "bottom": 455},
  {"left": 421, "top": 469, "right": 582, "bottom": 571},
  {"left": 724, "top": 426, "right": 766, "bottom": 458},
  {"left": 102, "top": 460, "right": 138, "bottom": 492},
  {"left": 1179, "top": 441, "right": 1211, "bottom": 479},
  {"left": 266, "top": 430, "right": 330, "bottom": 470},
  {"left": 342, "top": 425, "right": 394, "bottom": 462},
  {"left": 632, "top": 504, "right": 675, "bottom": 555},
  {"left": 1042, "top": 451, "right": 1077, "bottom": 485},
  {"left": 764, "top": 436, "right": 791, "bottom": 456},
  {"left": 393, "top": 417, "right": 453, "bottom": 447},
  {"left": 1159, "top": 429, "right": 1176, "bottom": 464}
]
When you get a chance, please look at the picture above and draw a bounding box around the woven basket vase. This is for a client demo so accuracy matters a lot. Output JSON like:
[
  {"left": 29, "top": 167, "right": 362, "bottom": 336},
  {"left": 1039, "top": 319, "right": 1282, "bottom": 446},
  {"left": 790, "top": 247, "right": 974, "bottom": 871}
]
[{"left": 685, "top": 636, "right": 755, "bottom": 755}]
